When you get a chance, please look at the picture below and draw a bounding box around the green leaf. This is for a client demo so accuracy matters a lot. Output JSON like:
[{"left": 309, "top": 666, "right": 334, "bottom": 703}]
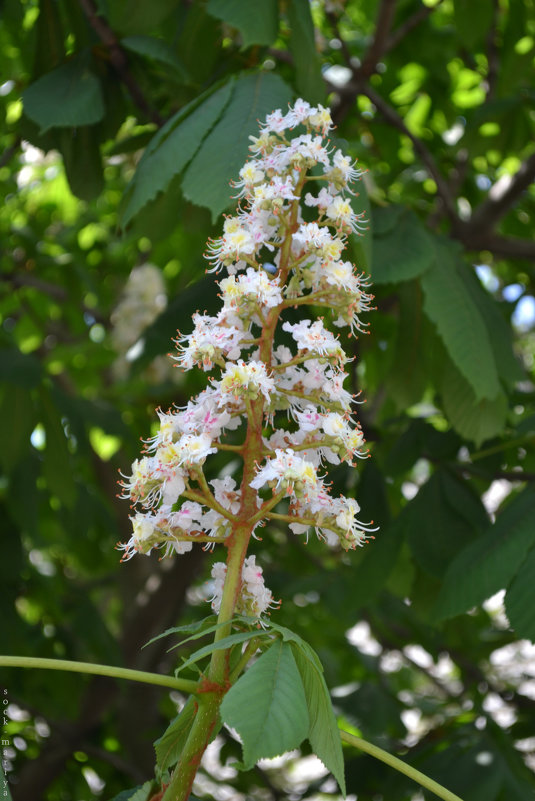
[
  {"left": 265, "top": 622, "right": 324, "bottom": 672},
  {"left": 371, "top": 208, "right": 435, "bottom": 284},
  {"left": 120, "top": 81, "right": 233, "bottom": 227},
  {"left": 454, "top": 0, "right": 495, "bottom": 49},
  {"left": 220, "top": 640, "right": 309, "bottom": 768},
  {"left": 175, "top": 630, "right": 268, "bottom": 673},
  {"left": 182, "top": 72, "right": 293, "bottom": 219},
  {"left": 143, "top": 616, "right": 217, "bottom": 649},
  {"left": 108, "top": 782, "right": 155, "bottom": 801},
  {"left": 407, "top": 471, "right": 487, "bottom": 577},
  {"left": 290, "top": 644, "right": 346, "bottom": 795},
  {"left": 58, "top": 126, "right": 104, "bottom": 202},
  {"left": 154, "top": 696, "right": 197, "bottom": 771},
  {"left": 0, "top": 347, "right": 42, "bottom": 388},
  {"left": 206, "top": 0, "right": 279, "bottom": 47},
  {"left": 439, "top": 355, "right": 507, "bottom": 446},
  {"left": 504, "top": 543, "right": 535, "bottom": 641},
  {"left": 433, "top": 488, "right": 535, "bottom": 621},
  {"left": 39, "top": 386, "right": 77, "bottom": 508},
  {"left": 286, "top": 0, "right": 325, "bottom": 104},
  {"left": 32, "top": 0, "right": 64, "bottom": 76},
  {"left": 23, "top": 52, "right": 105, "bottom": 133},
  {"left": 421, "top": 241, "right": 501, "bottom": 402},
  {"left": 121, "top": 36, "right": 187, "bottom": 77},
  {"left": 0, "top": 385, "right": 35, "bottom": 472},
  {"left": 385, "top": 281, "right": 427, "bottom": 410},
  {"left": 457, "top": 267, "right": 524, "bottom": 386},
  {"left": 106, "top": 0, "right": 178, "bottom": 35}
]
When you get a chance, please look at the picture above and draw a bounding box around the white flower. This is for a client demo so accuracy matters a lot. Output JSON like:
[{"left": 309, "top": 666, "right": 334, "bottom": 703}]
[
  {"left": 210, "top": 556, "right": 277, "bottom": 617},
  {"left": 293, "top": 405, "right": 323, "bottom": 432},
  {"left": 175, "top": 390, "right": 234, "bottom": 438},
  {"left": 251, "top": 448, "right": 321, "bottom": 500},
  {"left": 232, "top": 160, "right": 266, "bottom": 196},
  {"left": 331, "top": 497, "right": 377, "bottom": 550},
  {"left": 205, "top": 218, "right": 257, "bottom": 272},
  {"left": 218, "top": 359, "right": 275, "bottom": 403},
  {"left": 307, "top": 104, "right": 334, "bottom": 134},
  {"left": 119, "top": 456, "right": 160, "bottom": 507},
  {"left": 304, "top": 187, "right": 335, "bottom": 211},
  {"left": 322, "top": 260, "right": 359, "bottom": 292},
  {"left": 326, "top": 196, "right": 367, "bottom": 234},
  {"left": 220, "top": 268, "right": 283, "bottom": 314},
  {"left": 173, "top": 312, "right": 247, "bottom": 371},
  {"left": 156, "top": 433, "right": 216, "bottom": 470},
  {"left": 292, "top": 222, "right": 333, "bottom": 252},
  {"left": 329, "top": 150, "right": 363, "bottom": 187},
  {"left": 282, "top": 319, "right": 344, "bottom": 361}
]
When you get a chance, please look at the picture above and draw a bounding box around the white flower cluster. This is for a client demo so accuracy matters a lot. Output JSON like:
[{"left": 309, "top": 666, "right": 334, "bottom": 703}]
[
  {"left": 210, "top": 556, "right": 278, "bottom": 618},
  {"left": 119, "top": 99, "right": 377, "bottom": 617}
]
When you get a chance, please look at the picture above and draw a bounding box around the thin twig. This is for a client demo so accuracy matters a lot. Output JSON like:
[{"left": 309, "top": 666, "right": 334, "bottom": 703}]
[
  {"left": 78, "top": 0, "right": 163, "bottom": 126},
  {"left": 467, "top": 151, "right": 535, "bottom": 234},
  {"left": 385, "top": 0, "right": 444, "bottom": 54},
  {"left": 358, "top": 0, "right": 398, "bottom": 77},
  {"left": 0, "top": 137, "right": 21, "bottom": 168},
  {"left": 485, "top": 0, "right": 501, "bottom": 101},
  {"left": 357, "top": 83, "right": 458, "bottom": 221}
]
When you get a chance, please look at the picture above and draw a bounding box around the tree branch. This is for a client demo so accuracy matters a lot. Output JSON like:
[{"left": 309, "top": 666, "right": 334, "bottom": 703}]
[
  {"left": 455, "top": 227, "right": 535, "bottom": 262},
  {"left": 357, "top": 83, "right": 459, "bottom": 221},
  {"left": 0, "top": 137, "right": 21, "bottom": 168},
  {"left": 467, "top": 151, "right": 535, "bottom": 234},
  {"left": 358, "top": 0, "right": 398, "bottom": 77},
  {"left": 385, "top": 0, "right": 444, "bottom": 54},
  {"left": 78, "top": 0, "right": 163, "bottom": 126},
  {"left": 485, "top": 0, "right": 501, "bottom": 101}
]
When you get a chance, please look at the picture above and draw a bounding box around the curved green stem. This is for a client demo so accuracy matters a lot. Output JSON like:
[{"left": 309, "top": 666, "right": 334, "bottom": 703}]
[
  {"left": 0, "top": 655, "right": 199, "bottom": 694},
  {"left": 339, "top": 729, "right": 464, "bottom": 801}
]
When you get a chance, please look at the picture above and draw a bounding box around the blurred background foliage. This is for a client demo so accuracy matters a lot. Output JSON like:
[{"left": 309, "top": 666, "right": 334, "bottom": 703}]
[{"left": 1, "top": 0, "right": 535, "bottom": 799}]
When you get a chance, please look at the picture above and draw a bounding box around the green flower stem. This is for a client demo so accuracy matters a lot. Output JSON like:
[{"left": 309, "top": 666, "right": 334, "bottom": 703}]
[
  {"left": 0, "top": 655, "right": 199, "bottom": 694},
  {"left": 339, "top": 729, "right": 464, "bottom": 801},
  {"left": 162, "top": 692, "right": 222, "bottom": 801},
  {"left": 229, "top": 637, "right": 262, "bottom": 683}
]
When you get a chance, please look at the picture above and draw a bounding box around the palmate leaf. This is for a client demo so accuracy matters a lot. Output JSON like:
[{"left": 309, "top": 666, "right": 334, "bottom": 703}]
[
  {"left": 121, "top": 71, "right": 292, "bottom": 226},
  {"left": 407, "top": 470, "right": 488, "bottom": 578},
  {"left": 121, "top": 35, "right": 188, "bottom": 78},
  {"left": 290, "top": 644, "right": 346, "bottom": 795},
  {"left": 206, "top": 0, "right": 279, "bottom": 47},
  {"left": 181, "top": 71, "right": 292, "bottom": 219},
  {"left": 421, "top": 240, "right": 501, "bottom": 402},
  {"left": 23, "top": 51, "right": 104, "bottom": 133},
  {"left": 433, "top": 488, "right": 535, "bottom": 621},
  {"left": 120, "top": 80, "right": 234, "bottom": 227},
  {"left": 439, "top": 355, "right": 507, "bottom": 446},
  {"left": 175, "top": 630, "right": 269, "bottom": 675},
  {"left": 504, "top": 543, "right": 535, "bottom": 642},
  {"left": 372, "top": 207, "right": 435, "bottom": 284},
  {"left": 220, "top": 640, "right": 309, "bottom": 769},
  {"left": 458, "top": 267, "right": 524, "bottom": 386},
  {"left": 286, "top": 0, "right": 325, "bottom": 104},
  {"left": 142, "top": 615, "right": 217, "bottom": 649}
]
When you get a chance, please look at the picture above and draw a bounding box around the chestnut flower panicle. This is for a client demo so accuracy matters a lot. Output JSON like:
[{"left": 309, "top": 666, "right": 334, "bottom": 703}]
[{"left": 118, "top": 99, "right": 377, "bottom": 620}]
